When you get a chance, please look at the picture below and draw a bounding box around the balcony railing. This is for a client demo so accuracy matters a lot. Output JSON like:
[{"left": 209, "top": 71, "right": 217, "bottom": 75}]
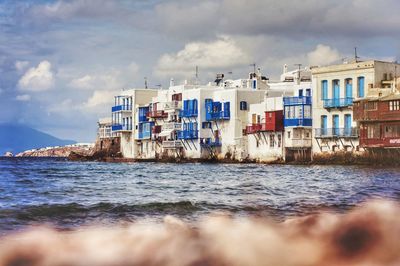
[
  {"left": 163, "top": 101, "right": 182, "bottom": 111},
  {"left": 111, "top": 124, "right": 132, "bottom": 132},
  {"left": 162, "top": 122, "right": 182, "bottom": 132},
  {"left": 246, "top": 124, "right": 262, "bottom": 134},
  {"left": 179, "top": 109, "right": 198, "bottom": 118},
  {"left": 284, "top": 118, "right": 312, "bottom": 127},
  {"left": 112, "top": 105, "right": 132, "bottom": 112},
  {"left": 286, "top": 139, "right": 312, "bottom": 148},
  {"left": 177, "top": 130, "right": 199, "bottom": 140},
  {"left": 205, "top": 111, "right": 230, "bottom": 121},
  {"left": 323, "top": 98, "right": 353, "bottom": 109},
  {"left": 162, "top": 140, "right": 183, "bottom": 149},
  {"left": 283, "top": 96, "right": 312, "bottom": 106},
  {"left": 147, "top": 110, "right": 168, "bottom": 119},
  {"left": 200, "top": 138, "right": 222, "bottom": 147},
  {"left": 137, "top": 131, "right": 152, "bottom": 140},
  {"left": 315, "top": 127, "right": 359, "bottom": 138}
]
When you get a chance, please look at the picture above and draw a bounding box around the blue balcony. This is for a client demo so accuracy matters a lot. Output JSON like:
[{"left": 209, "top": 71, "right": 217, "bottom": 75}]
[
  {"left": 179, "top": 109, "right": 198, "bottom": 118},
  {"left": 315, "top": 127, "right": 359, "bottom": 138},
  {"left": 177, "top": 130, "right": 199, "bottom": 140},
  {"left": 284, "top": 118, "right": 312, "bottom": 127},
  {"left": 323, "top": 98, "right": 353, "bottom": 109},
  {"left": 112, "top": 124, "right": 132, "bottom": 131},
  {"left": 205, "top": 110, "right": 230, "bottom": 121},
  {"left": 283, "top": 96, "right": 312, "bottom": 106},
  {"left": 200, "top": 138, "right": 221, "bottom": 147},
  {"left": 137, "top": 121, "right": 153, "bottom": 139},
  {"left": 112, "top": 105, "right": 132, "bottom": 112}
]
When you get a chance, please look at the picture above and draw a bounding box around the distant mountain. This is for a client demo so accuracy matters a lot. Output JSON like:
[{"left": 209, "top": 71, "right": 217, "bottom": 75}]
[{"left": 0, "top": 124, "right": 76, "bottom": 155}]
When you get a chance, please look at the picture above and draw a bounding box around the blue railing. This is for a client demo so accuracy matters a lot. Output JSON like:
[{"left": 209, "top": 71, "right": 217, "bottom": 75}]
[
  {"left": 112, "top": 105, "right": 132, "bottom": 112},
  {"left": 200, "top": 138, "right": 222, "bottom": 147},
  {"left": 177, "top": 130, "right": 199, "bottom": 140},
  {"left": 111, "top": 124, "right": 132, "bottom": 131},
  {"left": 323, "top": 98, "right": 353, "bottom": 108},
  {"left": 283, "top": 96, "right": 312, "bottom": 106},
  {"left": 315, "top": 127, "right": 359, "bottom": 138},
  {"left": 205, "top": 110, "right": 230, "bottom": 121},
  {"left": 284, "top": 118, "right": 312, "bottom": 127},
  {"left": 179, "top": 109, "right": 198, "bottom": 118}
]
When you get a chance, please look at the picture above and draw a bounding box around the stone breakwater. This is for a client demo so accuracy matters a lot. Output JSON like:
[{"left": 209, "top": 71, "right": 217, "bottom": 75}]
[
  {"left": 17, "top": 146, "right": 92, "bottom": 158},
  {"left": 0, "top": 200, "right": 399, "bottom": 266}
]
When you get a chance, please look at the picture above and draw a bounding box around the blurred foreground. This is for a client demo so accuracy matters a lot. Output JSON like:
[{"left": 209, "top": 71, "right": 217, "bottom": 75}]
[{"left": 0, "top": 200, "right": 399, "bottom": 266}]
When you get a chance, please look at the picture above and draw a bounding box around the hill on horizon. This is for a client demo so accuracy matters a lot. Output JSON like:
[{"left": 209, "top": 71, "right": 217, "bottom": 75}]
[{"left": 0, "top": 124, "right": 76, "bottom": 155}]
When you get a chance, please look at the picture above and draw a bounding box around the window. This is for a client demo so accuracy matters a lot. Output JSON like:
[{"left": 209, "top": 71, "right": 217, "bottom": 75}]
[
  {"left": 287, "top": 131, "right": 291, "bottom": 139},
  {"left": 389, "top": 100, "right": 400, "bottom": 111},
  {"left": 345, "top": 78, "right": 353, "bottom": 98},
  {"left": 306, "top": 88, "right": 311, "bottom": 97},
  {"left": 321, "top": 80, "right": 328, "bottom": 100},
  {"left": 269, "top": 134, "right": 275, "bottom": 148},
  {"left": 202, "top": 122, "right": 211, "bottom": 129},
  {"left": 364, "top": 101, "right": 377, "bottom": 110},
  {"left": 239, "top": 101, "right": 248, "bottom": 110},
  {"left": 367, "top": 125, "right": 380, "bottom": 139},
  {"left": 384, "top": 125, "right": 400, "bottom": 138},
  {"left": 277, "top": 134, "right": 281, "bottom": 147}
]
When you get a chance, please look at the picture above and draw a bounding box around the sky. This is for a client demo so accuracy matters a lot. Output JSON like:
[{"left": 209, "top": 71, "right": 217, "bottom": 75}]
[{"left": 0, "top": 0, "right": 399, "bottom": 142}]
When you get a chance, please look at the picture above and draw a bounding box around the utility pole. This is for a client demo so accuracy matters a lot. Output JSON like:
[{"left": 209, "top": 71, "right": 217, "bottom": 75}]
[
  {"left": 294, "top": 63, "right": 302, "bottom": 85},
  {"left": 195, "top": 66, "right": 199, "bottom": 85},
  {"left": 250, "top": 63, "right": 256, "bottom": 74},
  {"left": 144, "top": 77, "right": 148, "bottom": 89},
  {"left": 354, "top": 47, "right": 360, "bottom": 63}
]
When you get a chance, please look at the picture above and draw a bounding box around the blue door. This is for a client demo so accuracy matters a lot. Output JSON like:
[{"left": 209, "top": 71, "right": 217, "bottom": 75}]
[
  {"left": 306, "top": 88, "right": 311, "bottom": 97},
  {"left": 345, "top": 79, "right": 352, "bottom": 98},
  {"left": 333, "top": 115, "right": 339, "bottom": 136},
  {"left": 321, "top": 115, "right": 327, "bottom": 136},
  {"left": 333, "top": 80, "right": 340, "bottom": 107},
  {"left": 298, "top": 89, "right": 303, "bottom": 97},
  {"left": 344, "top": 114, "right": 352, "bottom": 136},
  {"left": 358, "top": 77, "right": 365, "bottom": 98},
  {"left": 321, "top": 80, "right": 328, "bottom": 100}
]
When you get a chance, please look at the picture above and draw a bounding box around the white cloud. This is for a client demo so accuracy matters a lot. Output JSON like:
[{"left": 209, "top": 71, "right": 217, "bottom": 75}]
[
  {"left": 307, "top": 44, "right": 342, "bottom": 66},
  {"left": 154, "top": 36, "right": 250, "bottom": 78},
  {"left": 15, "top": 94, "right": 31, "bottom": 101},
  {"left": 15, "top": 60, "right": 30, "bottom": 72},
  {"left": 84, "top": 90, "right": 118, "bottom": 111},
  {"left": 18, "top": 60, "right": 54, "bottom": 91}
]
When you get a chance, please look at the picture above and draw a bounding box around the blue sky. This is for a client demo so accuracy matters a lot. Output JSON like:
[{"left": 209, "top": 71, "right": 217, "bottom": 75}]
[{"left": 1, "top": 0, "right": 399, "bottom": 142}]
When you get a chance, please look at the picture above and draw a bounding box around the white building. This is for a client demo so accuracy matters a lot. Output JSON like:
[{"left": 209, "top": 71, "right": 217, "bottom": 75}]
[{"left": 311, "top": 60, "right": 400, "bottom": 156}]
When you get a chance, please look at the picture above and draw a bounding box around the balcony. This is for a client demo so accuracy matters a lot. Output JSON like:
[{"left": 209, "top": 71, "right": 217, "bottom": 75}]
[
  {"left": 283, "top": 96, "right": 312, "bottom": 106},
  {"left": 162, "top": 140, "right": 183, "bottom": 149},
  {"left": 162, "top": 122, "right": 182, "bottom": 132},
  {"left": 163, "top": 101, "right": 182, "bottom": 111},
  {"left": 314, "top": 127, "right": 359, "bottom": 138},
  {"left": 112, "top": 105, "right": 132, "bottom": 112},
  {"left": 246, "top": 124, "right": 262, "bottom": 134},
  {"left": 177, "top": 130, "right": 199, "bottom": 140},
  {"left": 205, "top": 111, "right": 230, "bottom": 121},
  {"left": 286, "top": 139, "right": 312, "bottom": 148},
  {"left": 284, "top": 118, "right": 312, "bottom": 127},
  {"left": 179, "top": 109, "right": 198, "bottom": 118},
  {"left": 200, "top": 138, "right": 222, "bottom": 147},
  {"left": 323, "top": 98, "right": 353, "bottom": 109},
  {"left": 111, "top": 124, "right": 132, "bottom": 132},
  {"left": 147, "top": 110, "right": 168, "bottom": 119}
]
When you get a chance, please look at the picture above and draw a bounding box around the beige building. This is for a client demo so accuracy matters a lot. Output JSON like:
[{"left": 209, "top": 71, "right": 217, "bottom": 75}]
[{"left": 311, "top": 60, "right": 400, "bottom": 155}]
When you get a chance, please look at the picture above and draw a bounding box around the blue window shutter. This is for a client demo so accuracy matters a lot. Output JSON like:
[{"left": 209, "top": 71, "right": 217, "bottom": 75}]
[
  {"left": 321, "top": 80, "right": 328, "bottom": 100},
  {"left": 358, "top": 77, "right": 365, "bottom": 98}
]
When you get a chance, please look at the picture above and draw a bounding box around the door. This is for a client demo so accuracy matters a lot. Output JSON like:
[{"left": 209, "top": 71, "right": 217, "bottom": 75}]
[
  {"left": 333, "top": 80, "right": 340, "bottom": 106},
  {"left": 298, "top": 89, "right": 303, "bottom": 97},
  {"left": 345, "top": 79, "right": 352, "bottom": 98},
  {"left": 358, "top": 77, "right": 365, "bottom": 98},
  {"left": 321, "top": 115, "right": 327, "bottom": 136},
  {"left": 344, "top": 114, "right": 352, "bottom": 136},
  {"left": 333, "top": 115, "right": 339, "bottom": 136},
  {"left": 321, "top": 80, "right": 328, "bottom": 100}
]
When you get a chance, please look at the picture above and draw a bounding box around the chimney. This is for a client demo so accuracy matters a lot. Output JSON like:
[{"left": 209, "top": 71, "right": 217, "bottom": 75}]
[
  {"left": 170, "top": 78, "right": 174, "bottom": 87},
  {"left": 283, "top": 64, "right": 288, "bottom": 74}
]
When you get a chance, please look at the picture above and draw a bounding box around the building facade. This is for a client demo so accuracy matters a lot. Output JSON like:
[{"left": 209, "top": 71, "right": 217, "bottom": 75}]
[{"left": 311, "top": 60, "right": 400, "bottom": 156}]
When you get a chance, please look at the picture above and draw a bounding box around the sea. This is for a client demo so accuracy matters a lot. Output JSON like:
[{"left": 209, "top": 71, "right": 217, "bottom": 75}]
[{"left": 0, "top": 157, "right": 399, "bottom": 234}]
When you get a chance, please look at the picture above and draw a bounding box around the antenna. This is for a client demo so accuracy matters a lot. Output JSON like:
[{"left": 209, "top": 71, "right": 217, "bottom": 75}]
[
  {"left": 144, "top": 77, "right": 148, "bottom": 89},
  {"left": 294, "top": 63, "right": 302, "bottom": 85},
  {"left": 249, "top": 63, "right": 256, "bottom": 74},
  {"left": 354, "top": 47, "right": 360, "bottom": 63}
]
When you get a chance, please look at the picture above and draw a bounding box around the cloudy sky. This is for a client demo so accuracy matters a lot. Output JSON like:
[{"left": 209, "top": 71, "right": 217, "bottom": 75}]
[{"left": 1, "top": 0, "right": 399, "bottom": 141}]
